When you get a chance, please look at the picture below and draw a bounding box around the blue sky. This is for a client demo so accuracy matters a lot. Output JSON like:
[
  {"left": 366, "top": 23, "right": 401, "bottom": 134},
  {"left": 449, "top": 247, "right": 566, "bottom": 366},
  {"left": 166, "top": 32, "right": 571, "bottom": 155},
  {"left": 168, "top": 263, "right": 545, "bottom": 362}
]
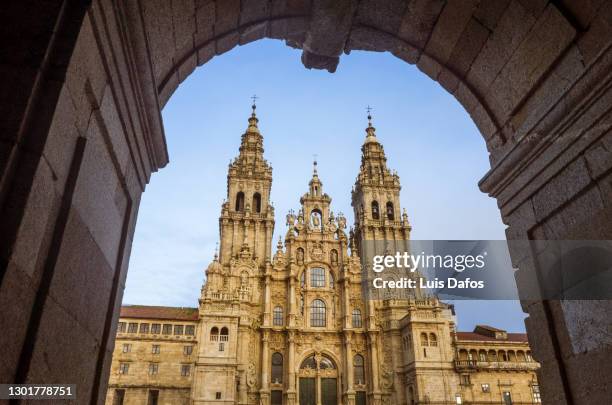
[{"left": 123, "top": 39, "right": 526, "bottom": 332}]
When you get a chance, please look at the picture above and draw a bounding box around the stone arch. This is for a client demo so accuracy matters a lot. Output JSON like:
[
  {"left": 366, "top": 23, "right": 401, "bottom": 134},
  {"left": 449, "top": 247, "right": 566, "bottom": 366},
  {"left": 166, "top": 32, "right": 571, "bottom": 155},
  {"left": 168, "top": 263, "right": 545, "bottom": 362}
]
[
  {"left": 2, "top": 1, "right": 612, "bottom": 404},
  {"left": 296, "top": 349, "right": 341, "bottom": 373}
]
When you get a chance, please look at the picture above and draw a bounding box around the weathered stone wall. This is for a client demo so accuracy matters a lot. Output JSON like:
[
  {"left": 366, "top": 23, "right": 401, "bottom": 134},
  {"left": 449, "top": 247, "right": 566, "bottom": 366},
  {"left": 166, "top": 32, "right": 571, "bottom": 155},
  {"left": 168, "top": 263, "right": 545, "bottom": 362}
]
[{"left": 1, "top": 1, "right": 611, "bottom": 404}]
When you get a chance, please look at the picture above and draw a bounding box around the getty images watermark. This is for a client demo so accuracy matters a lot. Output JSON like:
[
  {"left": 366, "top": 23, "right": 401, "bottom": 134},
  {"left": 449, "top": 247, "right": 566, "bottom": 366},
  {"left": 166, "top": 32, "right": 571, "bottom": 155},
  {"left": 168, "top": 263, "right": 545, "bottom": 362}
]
[{"left": 361, "top": 240, "right": 612, "bottom": 300}]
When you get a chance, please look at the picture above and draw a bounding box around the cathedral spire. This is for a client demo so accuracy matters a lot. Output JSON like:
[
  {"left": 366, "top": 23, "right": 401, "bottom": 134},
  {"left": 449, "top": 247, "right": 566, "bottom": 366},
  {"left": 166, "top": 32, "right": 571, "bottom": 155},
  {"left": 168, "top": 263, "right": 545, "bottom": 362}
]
[{"left": 365, "top": 106, "right": 378, "bottom": 144}]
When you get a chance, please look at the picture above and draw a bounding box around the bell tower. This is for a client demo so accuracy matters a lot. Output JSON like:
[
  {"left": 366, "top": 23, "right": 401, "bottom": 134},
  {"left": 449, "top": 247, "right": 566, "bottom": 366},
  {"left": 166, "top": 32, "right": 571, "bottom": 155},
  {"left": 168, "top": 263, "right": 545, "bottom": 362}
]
[
  {"left": 219, "top": 102, "right": 275, "bottom": 266},
  {"left": 351, "top": 112, "right": 411, "bottom": 256}
]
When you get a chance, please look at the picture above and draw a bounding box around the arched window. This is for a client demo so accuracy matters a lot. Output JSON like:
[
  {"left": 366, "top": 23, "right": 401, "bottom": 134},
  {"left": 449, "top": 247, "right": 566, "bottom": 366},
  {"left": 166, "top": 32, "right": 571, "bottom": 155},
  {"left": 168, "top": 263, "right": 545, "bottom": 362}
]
[
  {"left": 354, "top": 354, "right": 365, "bottom": 385},
  {"left": 273, "top": 306, "right": 283, "bottom": 326},
  {"left": 319, "top": 354, "right": 335, "bottom": 369},
  {"left": 310, "top": 267, "right": 325, "bottom": 287},
  {"left": 386, "top": 201, "right": 394, "bottom": 220},
  {"left": 235, "top": 192, "right": 245, "bottom": 211},
  {"left": 271, "top": 352, "right": 283, "bottom": 383},
  {"left": 252, "top": 192, "right": 261, "bottom": 213},
  {"left": 371, "top": 201, "right": 380, "bottom": 220},
  {"left": 479, "top": 350, "right": 487, "bottom": 362},
  {"left": 352, "top": 309, "right": 362, "bottom": 328},
  {"left": 210, "top": 327, "right": 219, "bottom": 341},
  {"left": 420, "top": 332, "right": 429, "bottom": 346},
  {"left": 429, "top": 333, "right": 437, "bottom": 347},
  {"left": 310, "top": 299, "right": 326, "bottom": 327},
  {"left": 300, "top": 355, "right": 316, "bottom": 369},
  {"left": 300, "top": 270, "right": 305, "bottom": 288},
  {"left": 220, "top": 327, "right": 229, "bottom": 341}
]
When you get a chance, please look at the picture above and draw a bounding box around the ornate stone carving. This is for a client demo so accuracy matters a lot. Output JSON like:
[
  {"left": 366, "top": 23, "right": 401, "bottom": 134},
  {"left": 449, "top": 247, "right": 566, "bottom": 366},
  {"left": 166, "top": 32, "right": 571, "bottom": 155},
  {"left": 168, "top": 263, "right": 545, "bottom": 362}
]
[
  {"left": 309, "top": 241, "right": 324, "bottom": 261},
  {"left": 246, "top": 362, "right": 257, "bottom": 388},
  {"left": 380, "top": 363, "right": 394, "bottom": 389}
]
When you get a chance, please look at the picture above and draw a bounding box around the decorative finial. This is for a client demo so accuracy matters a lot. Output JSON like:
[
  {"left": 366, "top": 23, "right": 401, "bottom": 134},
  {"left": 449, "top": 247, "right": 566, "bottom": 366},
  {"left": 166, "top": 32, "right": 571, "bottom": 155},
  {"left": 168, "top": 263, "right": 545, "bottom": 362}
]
[
  {"left": 251, "top": 94, "right": 259, "bottom": 116},
  {"left": 213, "top": 242, "right": 219, "bottom": 260},
  {"left": 366, "top": 105, "right": 373, "bottom": 127},
  {"left": 277, "top": 235, "right": 283, "bottom": 250},
  {"left": 313, "top": 154, "right": 318, "bottom": 175}
]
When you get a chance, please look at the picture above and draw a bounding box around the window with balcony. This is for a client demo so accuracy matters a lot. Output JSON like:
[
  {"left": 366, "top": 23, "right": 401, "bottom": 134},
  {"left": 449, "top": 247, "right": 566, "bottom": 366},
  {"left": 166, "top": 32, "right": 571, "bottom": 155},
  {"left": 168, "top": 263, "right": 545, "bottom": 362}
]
[
  {"left": 220, "top": 327, "right": 229, "bottom": 341},
  {"left": 210, "top": 326, "right": 219, "bottom": 341},
  {"left": 151, "top": 323, "right": 161, "bottom": 334},
  {"left": 127, "top": 323, "right": 138, "bottom": 333},
  {"left": 117, "top": 322, "right": 126, "bottom": 333},
  {"left": 185, "top": 325, "right": 195, "bottom": 336},
  {"left": 174, "top": 325, "right": 184, "bottom": 335},
  {"left": 139, "top": 323, "right": 149, "bottom": 334},
  {"left": 429, "top": 333, "right": 437, "bottom": 346}
]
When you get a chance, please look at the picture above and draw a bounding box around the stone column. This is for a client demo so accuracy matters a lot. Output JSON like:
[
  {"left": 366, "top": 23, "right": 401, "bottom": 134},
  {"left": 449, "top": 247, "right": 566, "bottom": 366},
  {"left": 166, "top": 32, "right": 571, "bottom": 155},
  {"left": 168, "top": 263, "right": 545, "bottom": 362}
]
[
  {"left": 237, "top": 325, "right": 249, "bottom": 404},
  {"left": 343, "top": 276, "right": 351, "bottom": 328},
  {"left": 368, "top": 331, "right": 382, "bottom": 405},
  {"left": 288, "top": 269, "right": 296, "bottom": 326},
  {"left": 263, "top": 271, "right": 271, "bottom": 326},
  {"left": 344, "top": 332, "right": 355, "bottom": 405},
  {"left": 260, "top": 329, "right": 271, "bottom": 405},
  {"left": 286, "top": 331, "right": 297, "bottom": 405}
]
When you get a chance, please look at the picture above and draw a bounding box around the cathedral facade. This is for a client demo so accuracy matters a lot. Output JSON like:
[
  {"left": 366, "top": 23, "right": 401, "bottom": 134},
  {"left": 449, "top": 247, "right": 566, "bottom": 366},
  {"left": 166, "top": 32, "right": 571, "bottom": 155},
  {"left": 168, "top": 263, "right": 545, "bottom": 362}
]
[{"left": 106, "top": 107, "right": 540, "bottom": 405}]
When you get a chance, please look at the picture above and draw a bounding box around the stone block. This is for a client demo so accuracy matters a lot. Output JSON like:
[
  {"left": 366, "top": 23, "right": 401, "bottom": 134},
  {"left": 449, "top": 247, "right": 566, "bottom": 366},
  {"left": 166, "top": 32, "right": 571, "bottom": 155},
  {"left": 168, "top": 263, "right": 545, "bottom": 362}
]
[
  {"left": 446, "top": 18, "right": 490, "bottom": 78},
  {"left": 532, "top": 157, "right": 591, "bottom": 222},
  {"left": 355, "top": 0, "right": 407, "bottom": 34},
  {"left": 0, "top": 263, "right": 37, "bottom": 382},
  {"left": 216, "top": 32, "right": 240, "bottom": 55},
  {"left": 577, "top": 1, "right": 612, "bottom": 66},
  {"left": 142, "top": 0, "right": 176, "bottom": 83},
  {"left": 466, "top": 0, "right": 537, "bottom": 94},
  {"left": 239, "top": 21, "right": 268, "bottom": 46},
  {"left": 195, "top": 0, "right": 215, "bottom": 44},
  {"left": 26, "top": 298, "right": 100, "bottom": 404},
  {"left": 423, "top": 0, "right": 478, "bottom": 64},
  {"left": 487, "top": 4, "right": 576, "bottom": 121},
  {"left": 214, "top": 0, "right": 240, "bottom": 35},
  {"left": 239, "top": 0, "right": 270, "bottom": 26},
  {"left": 178, "top": 52, "right": 198, "bottom": 84},
  {"left": 397, "top": 0, "right": 445, "bottom": 50},
  {"left": 9, "top": 158, "right": 60, "bottom": 280},
  {"left": 196, "top": 42, "right": 216, "bottom": 67},
  {"left": 172, "top": 0, "right": 196, "bottom": 54},
  {"left": 72, "top": 118, "right": 127, "bottom": 266},
  {"left": 472, "top": 0, "right": 511, "bottom": 31},
  {"left": 49, "top": 209, "right": 115, "bottom": 340}
]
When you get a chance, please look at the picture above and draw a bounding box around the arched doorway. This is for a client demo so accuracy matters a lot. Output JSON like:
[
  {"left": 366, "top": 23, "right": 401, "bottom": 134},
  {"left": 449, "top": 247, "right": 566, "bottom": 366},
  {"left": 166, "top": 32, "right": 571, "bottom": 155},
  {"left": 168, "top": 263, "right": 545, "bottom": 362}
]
[
  {"left": 298, "top": 353, "right": 339, "bottom": 405},
  {"left": 1, "top": 2, "right": 612, "bottom": 404}
]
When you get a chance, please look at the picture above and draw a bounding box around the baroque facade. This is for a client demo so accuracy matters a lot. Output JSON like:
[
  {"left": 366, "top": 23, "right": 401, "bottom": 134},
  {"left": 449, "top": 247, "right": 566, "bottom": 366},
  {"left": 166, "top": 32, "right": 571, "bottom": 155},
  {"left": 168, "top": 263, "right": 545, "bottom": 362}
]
[{"left": 106, "top": 107, "right": 540, "bottom": 405}]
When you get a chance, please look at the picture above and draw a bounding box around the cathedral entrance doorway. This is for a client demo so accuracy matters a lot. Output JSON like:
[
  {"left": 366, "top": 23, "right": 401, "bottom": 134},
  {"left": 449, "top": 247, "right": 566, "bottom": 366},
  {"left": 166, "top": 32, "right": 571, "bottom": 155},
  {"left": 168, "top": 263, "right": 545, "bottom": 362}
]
[{"left": 298, "top": 354, "right": 339, "bottom": 405}]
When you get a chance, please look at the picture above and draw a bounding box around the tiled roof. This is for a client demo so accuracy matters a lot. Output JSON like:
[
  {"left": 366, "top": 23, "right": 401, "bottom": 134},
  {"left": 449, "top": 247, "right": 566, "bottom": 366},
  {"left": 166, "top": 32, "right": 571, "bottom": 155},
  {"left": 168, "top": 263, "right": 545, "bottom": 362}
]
[
  {"left": 456, "top": 331, "right": 528, "bottom": 343},
  {"left": 120, "top": 305, "right": 199, "bottom": 321}
]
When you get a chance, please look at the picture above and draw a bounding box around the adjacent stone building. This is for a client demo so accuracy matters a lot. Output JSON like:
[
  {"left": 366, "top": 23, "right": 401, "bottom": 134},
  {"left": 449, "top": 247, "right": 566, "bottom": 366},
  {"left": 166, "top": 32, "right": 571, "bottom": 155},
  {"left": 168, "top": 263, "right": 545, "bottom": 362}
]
[{"left": 106, "top": 107, "right": 540, "bottom": 405}]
